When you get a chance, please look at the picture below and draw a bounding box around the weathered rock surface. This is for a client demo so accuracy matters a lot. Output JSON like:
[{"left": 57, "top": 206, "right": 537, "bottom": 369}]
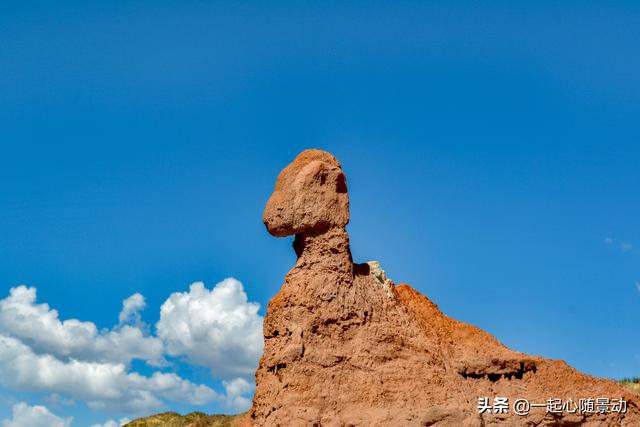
[
  {"left": 240, "top": 149, "right": 639, "bottom": 426},
  {"left": 262, "top": 149, "right": 349, "bottom": 237}
]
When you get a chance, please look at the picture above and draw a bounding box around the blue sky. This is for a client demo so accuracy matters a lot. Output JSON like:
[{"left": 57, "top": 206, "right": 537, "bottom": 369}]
[{"left": 1, "top": 1, "right": 640, "bottom": 425}]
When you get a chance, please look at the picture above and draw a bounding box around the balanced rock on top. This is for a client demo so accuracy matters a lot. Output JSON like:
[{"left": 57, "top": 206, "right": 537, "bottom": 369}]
[
  {"left": 263, "top": 149, "right": 350, "bottom": 237},
  {"left": 235, "top": 149, "right": 638, "bottom": 426}
]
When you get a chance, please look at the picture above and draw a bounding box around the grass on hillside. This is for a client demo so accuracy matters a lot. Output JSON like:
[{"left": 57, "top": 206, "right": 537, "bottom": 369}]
[
  {"left": 620, "top": 377, "right": 640, "bottom": 395},
  {"left": 123, "top": 412, "right": 241, "bottom": 427}
]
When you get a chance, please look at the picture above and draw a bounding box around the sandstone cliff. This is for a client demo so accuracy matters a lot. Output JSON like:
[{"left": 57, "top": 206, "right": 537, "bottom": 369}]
[{"left": 241, "top": 149, "right": 639, "bottom": 426}]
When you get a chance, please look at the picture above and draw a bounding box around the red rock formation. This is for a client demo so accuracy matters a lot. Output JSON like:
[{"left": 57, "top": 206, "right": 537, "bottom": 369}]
[{"left": 242, "top": 149, "right": 639, "bottom": 426}]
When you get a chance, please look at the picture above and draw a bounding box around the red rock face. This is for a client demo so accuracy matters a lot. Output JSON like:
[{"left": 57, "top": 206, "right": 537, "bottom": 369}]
[
  {"left": 243, "top": 149, "right": 639, "bottom": 426},
  {"left": 262, "top": 150, "right": 349, "bottom": 238}
]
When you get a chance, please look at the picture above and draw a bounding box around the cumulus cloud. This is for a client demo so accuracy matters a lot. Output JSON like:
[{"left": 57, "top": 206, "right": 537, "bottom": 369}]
[
  {"left": 1, "top": 402, "right": 72, "bottom": 427},
  {"left": 156, "top": 278, "right": 263, "bottom": 378},
  {"left": 90, "top": 418, "right": 130, "bottom": 427},
  {"left": 0, "top": 286, "right": 164, "bottom": 367},
  {"left": 0, "top": 279, "right": 262, "bottom": 416},
  {"left": 223, "top": 377, "right": 253, "bottom": 412},
  {"left": 0, "top": 334, "right": 217, "bottom": 413},
  {"left": 118, "top": 293, "right": 146, "bottom": 330}
]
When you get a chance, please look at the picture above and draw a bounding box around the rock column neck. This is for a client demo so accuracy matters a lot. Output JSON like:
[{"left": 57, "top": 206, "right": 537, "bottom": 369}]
[{"left": 292, "top": 226, "right": 353, "bottom": 275}]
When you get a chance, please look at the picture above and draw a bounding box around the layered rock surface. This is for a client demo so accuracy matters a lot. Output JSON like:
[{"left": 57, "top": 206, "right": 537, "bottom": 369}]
[{"left": 240, "top": 149, "right": 639, "bottom": 426}]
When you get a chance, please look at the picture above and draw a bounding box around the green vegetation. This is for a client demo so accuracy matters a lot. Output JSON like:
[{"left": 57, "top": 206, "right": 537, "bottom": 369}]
[
  {"left": 123, "top": 412, "right": 242, "bottom": 427},
  {"left": 620, "top": 377, "right": 640, "bottom": 395}
]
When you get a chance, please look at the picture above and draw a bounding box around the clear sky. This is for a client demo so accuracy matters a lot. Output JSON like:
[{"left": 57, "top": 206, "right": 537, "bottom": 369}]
[{"left": 1, "top": 1, "right": 639, "bottom": 426}]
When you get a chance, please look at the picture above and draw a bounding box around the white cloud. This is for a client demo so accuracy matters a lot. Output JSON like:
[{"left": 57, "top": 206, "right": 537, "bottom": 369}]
[
  {"left": 157, "top": 279, "right": 263, "bottom": 378},
  {"left": 223, "top": 377, "right": 253, "bottom": 412},
  {"left": 0, "top": 286, "right": 164, "bottom": 367},
  {"left": 1, "top": 402, "right": 72, "bottom": 427},
  {"left": 90, "top": 417, "right": 130, "bottom": 427},
  {"left": 0, "top": 334, "right": 217, "bottom": 413},
  {"left": 635, "top": 282, "right": 640, "bottom": 293},
  {"left": 603, "top": 237, "right": 638, "bottom": 255},
  {"left": 0, "top": 279, "right": 262, "bottom": 415},
  {"left": 118, "top": 293, "right": 146, "bottom": 330}
]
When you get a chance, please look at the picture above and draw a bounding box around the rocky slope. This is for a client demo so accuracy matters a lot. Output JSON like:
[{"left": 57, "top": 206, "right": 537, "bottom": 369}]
[{"left": 236, "top": 149, "right": 639, "bottom": 426}]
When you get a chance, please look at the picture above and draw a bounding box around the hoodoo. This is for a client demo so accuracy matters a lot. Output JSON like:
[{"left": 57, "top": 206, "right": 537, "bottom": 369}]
[{"left": 239, "top": 149, "right": 638, "bottom": 426}]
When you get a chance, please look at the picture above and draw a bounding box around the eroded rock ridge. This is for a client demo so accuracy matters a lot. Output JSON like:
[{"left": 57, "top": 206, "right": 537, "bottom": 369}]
[{"left": 241, "top": 149, "right": 638, "bottom": 426}]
